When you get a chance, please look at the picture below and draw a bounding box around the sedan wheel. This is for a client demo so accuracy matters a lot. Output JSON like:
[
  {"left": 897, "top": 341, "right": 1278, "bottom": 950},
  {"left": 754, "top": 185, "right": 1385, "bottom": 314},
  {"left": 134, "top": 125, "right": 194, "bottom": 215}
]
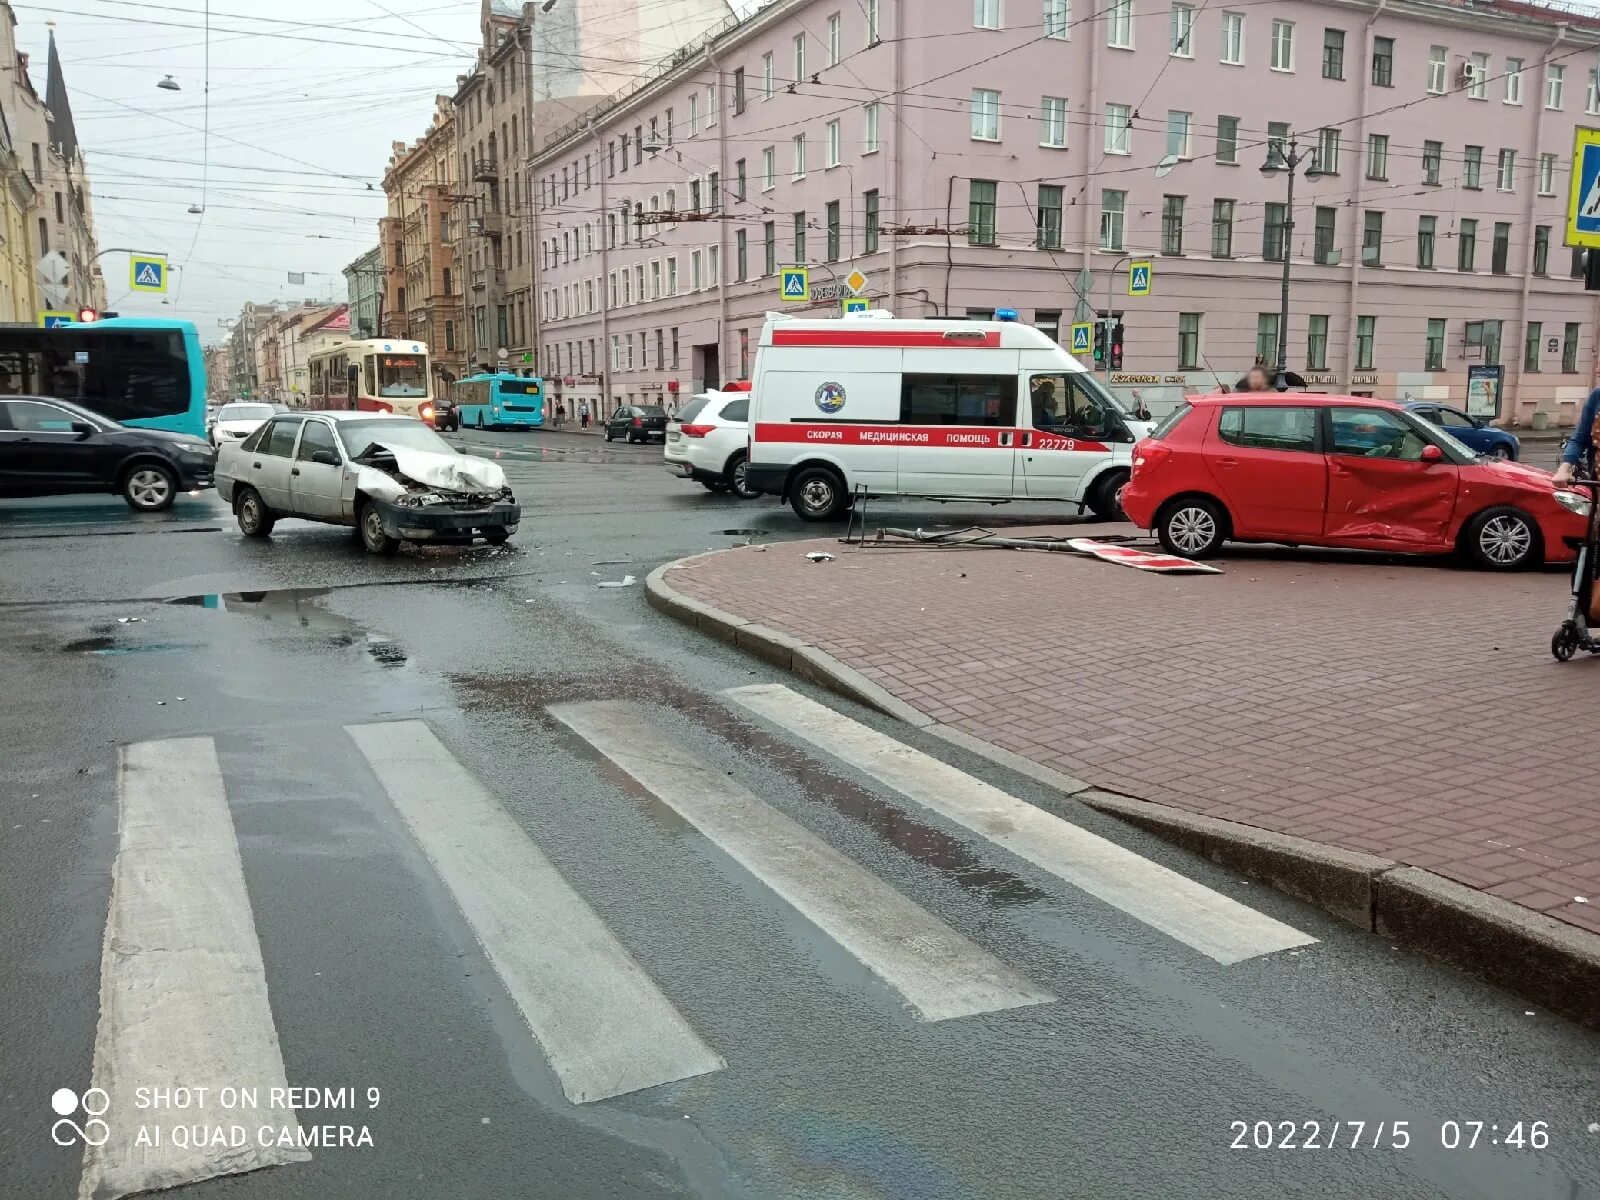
[
  {"left": 1468, "top": 508, "right": 1537, "bottom": 570},
  {"left": 1157, "top": 498, "right": 1226, "bottom": 559},
  {"left": 1491, "top": 445, "right": 1513, "bottom": 460},
  {"left": 123, "top": 465, "right": 177, "bottom": 511},
  {"left": 236, "top": 488, "right": 274, "bottom": 537},
  {"left": 359, "top": 503, "right": 400, "bottom": 557},
  {"left": 727, "top": 455, "right": 758, "bottom": 499}
]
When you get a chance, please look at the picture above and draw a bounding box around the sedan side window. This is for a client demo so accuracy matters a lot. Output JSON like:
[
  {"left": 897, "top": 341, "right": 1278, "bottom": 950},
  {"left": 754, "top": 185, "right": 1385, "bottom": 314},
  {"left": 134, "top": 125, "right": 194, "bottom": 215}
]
[
  {"left": 1437, "top": 407, "right": 1476, "bottom": 430},
  {"left": 259, "top": 419, "right": 301, "bottom": 457},
  {"left": 296, "top": 420, "right": 339, "bottom": 462},
  {"left": 1329, "top": 408, "right": 1431, "bottom": 461},
  {"left": 1217, "top": 406, "right": 1317, "bottom": 452}
]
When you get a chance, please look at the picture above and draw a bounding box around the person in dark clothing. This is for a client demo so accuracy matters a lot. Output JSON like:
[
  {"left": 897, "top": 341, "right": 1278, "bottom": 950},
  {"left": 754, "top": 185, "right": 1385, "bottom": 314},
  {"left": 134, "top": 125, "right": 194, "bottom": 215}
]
[
  {"left": 1553, "top": 385, "right": 1600, "bottom": 485},
  {"left": 1239, "top": 366, "right": 1273, "bottom": 393}
]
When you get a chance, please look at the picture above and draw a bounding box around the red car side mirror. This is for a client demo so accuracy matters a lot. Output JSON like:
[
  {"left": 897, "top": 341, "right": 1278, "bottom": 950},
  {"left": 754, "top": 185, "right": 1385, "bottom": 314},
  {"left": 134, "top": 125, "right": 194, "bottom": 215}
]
[{"left": 1421, "top": 444, "right": 1444, "bottom": 463}]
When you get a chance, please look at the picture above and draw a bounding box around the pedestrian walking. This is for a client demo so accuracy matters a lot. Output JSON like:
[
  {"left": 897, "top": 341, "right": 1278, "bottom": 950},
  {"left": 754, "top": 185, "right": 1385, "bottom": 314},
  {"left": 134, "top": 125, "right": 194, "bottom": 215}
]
[
  {"left": 578, "top": 399, "right": 590, "bottom": 429},
  {"left": 555, "top": 401, "right": 566, "bottom": 428}
]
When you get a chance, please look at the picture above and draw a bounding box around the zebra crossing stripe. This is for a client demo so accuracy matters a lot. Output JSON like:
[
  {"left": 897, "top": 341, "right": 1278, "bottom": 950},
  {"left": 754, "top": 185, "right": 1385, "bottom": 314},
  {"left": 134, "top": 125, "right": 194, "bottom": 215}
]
[
  {"left": 549, "top": 700, "right": 1055, "bottom": 1022},
  {"left": 724, "top": 685, "right": 1318, "bottom": 965},
  {"left": 79, "top": 738, "right": 308, "bottom": 1200},
  {"left": 345, "top": 720, "right": 724, "bottom": 1103}
]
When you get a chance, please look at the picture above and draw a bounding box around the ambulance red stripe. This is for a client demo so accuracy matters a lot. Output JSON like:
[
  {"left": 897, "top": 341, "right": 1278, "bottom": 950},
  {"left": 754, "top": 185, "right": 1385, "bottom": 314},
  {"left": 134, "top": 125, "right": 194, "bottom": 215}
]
[
  {"left": 770, "top": 329, "right": 1003, "bottom": 348},
  {"left": 753, "top": 423, "right": 1108, "bottom": 453}
]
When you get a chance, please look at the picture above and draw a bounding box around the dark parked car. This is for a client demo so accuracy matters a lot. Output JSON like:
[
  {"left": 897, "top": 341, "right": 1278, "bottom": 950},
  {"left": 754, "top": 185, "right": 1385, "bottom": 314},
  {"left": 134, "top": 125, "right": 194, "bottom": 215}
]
[
  {"left": 433, "top": 395, "right": 460, "bottom": 432},
  {"left": 604, "top": 404, "right": 669, "bottom": 443},
  {"left": 1405, "top": 402, "right": 1521, "bottom": 460},
  {"left": 0, "top": 395, "right": 215, "bottom": 511}
]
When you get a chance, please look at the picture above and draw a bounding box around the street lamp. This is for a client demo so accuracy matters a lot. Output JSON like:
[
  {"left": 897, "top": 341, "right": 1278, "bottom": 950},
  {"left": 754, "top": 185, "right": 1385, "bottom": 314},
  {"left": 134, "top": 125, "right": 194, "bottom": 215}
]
[
  {"left": 157, "top": 75, "right": 181, "bottom": 91},
  {"left": 1259, "top": 137, "right": 1322, "bottom": 392}
]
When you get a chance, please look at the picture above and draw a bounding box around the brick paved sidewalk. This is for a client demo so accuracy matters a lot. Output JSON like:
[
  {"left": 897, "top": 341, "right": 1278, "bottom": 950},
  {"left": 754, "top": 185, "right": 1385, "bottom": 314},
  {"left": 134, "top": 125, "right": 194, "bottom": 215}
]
[{"left": 665, "top": 530, "right": 1600, "bottom": 937}]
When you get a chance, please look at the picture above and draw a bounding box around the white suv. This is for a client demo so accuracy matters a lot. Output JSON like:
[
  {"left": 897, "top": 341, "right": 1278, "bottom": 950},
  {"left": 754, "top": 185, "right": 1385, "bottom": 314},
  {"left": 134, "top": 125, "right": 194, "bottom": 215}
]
[{"left": 664, "top": 389, "right": 758, "bottom": 499}]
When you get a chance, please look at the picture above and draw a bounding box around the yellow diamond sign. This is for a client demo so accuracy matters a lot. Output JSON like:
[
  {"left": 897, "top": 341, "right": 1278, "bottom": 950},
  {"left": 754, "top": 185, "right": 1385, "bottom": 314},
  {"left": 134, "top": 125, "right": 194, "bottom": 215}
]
[{"left": 844, "top": 269, "right": 868, "bottom": 296}]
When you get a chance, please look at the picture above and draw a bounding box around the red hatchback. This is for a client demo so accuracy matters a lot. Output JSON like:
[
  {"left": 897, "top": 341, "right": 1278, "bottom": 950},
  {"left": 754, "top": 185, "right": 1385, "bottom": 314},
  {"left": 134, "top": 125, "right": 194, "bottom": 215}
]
[{"left": 1120, "top": 394, "right": 1589, "bottom": 570}]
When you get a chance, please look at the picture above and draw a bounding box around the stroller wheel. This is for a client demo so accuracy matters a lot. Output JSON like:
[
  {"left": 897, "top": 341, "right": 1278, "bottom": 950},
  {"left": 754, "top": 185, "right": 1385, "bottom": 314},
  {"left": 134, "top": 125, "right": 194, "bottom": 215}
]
[{"left": 1553, "top": 625, "right": 1581, "bottom": 662}]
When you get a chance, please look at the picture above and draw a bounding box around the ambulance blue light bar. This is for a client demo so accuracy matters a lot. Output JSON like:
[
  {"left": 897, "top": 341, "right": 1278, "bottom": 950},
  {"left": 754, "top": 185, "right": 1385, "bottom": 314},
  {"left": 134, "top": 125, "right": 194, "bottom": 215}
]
[{"left": 994, "top": 308, "right": 1019, "bottom": 322}]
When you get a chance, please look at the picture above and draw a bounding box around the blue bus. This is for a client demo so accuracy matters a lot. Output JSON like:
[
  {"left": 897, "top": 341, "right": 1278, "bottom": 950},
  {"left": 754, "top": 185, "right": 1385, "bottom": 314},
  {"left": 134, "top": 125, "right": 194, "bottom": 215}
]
[
  {"left": 453, "top": 373, "right": 545, "bottom": 430},
  {"left": 0, "top": 318, "right": 207, "bottom": 438}
]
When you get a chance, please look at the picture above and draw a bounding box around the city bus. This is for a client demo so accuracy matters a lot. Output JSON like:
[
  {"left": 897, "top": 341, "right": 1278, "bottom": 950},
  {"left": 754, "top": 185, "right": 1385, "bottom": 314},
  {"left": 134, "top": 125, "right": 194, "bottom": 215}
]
[
  {"left": 453, "top": 372, "right": 545, "bottom": 430},
  {"left": 0, "top": 317, "right": 207, "bottom": 438},
  {"left": 306, "top": 338, "right": 435, "bottom": 424}
]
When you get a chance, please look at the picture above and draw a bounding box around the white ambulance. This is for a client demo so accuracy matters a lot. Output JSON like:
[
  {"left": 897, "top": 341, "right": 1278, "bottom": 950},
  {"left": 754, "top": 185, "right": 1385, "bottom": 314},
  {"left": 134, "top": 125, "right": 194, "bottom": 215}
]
[{"left": 745, "top": 311, "right": 1152, "bottom": 521}]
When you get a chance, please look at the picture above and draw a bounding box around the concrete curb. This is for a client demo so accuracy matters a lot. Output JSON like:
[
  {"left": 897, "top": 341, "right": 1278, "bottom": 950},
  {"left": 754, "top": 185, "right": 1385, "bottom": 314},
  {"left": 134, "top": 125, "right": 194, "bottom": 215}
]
[{"left": 646, "top": 550, "right": 1600, "bottom": 1029}]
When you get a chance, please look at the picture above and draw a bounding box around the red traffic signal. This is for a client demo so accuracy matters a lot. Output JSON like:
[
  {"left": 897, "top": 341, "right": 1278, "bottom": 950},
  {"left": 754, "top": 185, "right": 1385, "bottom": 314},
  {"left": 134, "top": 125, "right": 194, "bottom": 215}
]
[{"left": 76, "top": 307, "right": 99, "bottom": 323}]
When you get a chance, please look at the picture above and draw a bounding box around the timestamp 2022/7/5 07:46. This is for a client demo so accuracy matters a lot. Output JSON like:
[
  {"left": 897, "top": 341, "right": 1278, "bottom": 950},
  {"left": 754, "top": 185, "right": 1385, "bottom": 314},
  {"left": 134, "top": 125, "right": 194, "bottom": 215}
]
[{"left": 1230, "top": 1119, "right": 1551, "bottom": 1151}]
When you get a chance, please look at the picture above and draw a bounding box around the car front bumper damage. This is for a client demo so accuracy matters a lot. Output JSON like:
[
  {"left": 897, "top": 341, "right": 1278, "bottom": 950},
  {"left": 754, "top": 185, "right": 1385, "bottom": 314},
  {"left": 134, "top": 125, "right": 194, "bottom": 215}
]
[{"left": 371, "top": 495, "right": 522, "bottom": 543}]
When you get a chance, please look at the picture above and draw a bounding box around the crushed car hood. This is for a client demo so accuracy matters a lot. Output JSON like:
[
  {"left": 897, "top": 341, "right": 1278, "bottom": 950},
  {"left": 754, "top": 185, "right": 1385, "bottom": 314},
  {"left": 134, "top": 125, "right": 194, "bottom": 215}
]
[{"left": 352, "top": 441, "right": 508, "bottom": 502}]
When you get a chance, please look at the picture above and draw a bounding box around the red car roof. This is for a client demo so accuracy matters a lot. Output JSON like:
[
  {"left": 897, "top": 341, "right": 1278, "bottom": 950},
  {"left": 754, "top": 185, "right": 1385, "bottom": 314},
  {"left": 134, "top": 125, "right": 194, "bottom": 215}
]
[{"left": 1186, "top": 392, "right": 1401, "bottom": 409}]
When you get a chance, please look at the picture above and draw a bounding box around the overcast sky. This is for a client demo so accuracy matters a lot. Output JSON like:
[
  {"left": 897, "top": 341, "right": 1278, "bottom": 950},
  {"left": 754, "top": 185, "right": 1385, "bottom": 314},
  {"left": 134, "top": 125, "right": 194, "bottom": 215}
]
[{"left": 18, "top": 0, "right": 756, "bottom": 339}]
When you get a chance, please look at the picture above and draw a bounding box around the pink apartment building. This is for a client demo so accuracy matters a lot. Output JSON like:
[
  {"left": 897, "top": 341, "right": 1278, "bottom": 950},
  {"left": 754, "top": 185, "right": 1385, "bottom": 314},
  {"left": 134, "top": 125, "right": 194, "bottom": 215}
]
[{"left": 530, "top": 0, "right": 1600, "bottom": 425}]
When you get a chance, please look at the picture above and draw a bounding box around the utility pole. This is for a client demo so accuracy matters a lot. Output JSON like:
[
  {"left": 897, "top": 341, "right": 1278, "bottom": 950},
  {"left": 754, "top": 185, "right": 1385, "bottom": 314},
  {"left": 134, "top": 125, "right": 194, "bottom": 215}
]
[{"left": 1259, "top": 136, "right": 1322, "bottom": 391}]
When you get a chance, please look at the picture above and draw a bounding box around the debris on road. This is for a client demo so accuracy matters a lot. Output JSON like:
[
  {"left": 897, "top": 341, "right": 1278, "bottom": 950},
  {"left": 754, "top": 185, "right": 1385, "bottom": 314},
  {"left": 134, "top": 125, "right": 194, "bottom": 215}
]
[
  {"left": 597, "top": 575, "right": 637, "bottom": 588},
  {"left": 805, "top": 552, "right": 836, "bottom": 563},
  {"left": 869, "top": 527, "right": 1221, "bottom": 575}
]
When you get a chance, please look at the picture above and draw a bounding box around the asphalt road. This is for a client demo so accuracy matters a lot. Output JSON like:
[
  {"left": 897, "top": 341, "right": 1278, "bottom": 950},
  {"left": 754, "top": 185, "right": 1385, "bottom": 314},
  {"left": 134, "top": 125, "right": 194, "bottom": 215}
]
[{"left": 2, "top": 427, "right": 1597, "bottom": 1200}]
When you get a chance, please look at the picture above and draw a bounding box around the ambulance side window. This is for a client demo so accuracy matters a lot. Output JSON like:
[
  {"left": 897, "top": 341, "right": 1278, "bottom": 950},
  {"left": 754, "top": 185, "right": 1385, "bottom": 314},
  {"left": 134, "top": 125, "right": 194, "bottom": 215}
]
[
  {"left": 900, "top": 374, "right": 1016, "bottom": 426},
  {"left": 1029, "top": 374, "right": 1116, "bottom": 438}
]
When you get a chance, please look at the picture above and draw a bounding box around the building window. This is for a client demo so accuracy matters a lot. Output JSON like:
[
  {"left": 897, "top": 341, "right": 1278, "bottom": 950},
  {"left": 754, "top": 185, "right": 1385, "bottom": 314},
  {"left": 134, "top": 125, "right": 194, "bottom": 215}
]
[
  {"left": 1212, "top": 199, "right": 1235, "bottom": 257},
  {"left": 1468, "top": 52, "right": 1488, "bottom": 100},
  {"left": 1307, "top": 315, "right": 1329, "bottom": 370},
  {"left": 1496, "top": 149, "right": 1515, "bottom": 192},
  {"left": 763, "top": 221, "right": 776, "bottom": 275},
  {"left": 826, "top": 120, "right": 842, "bottom": 167},
  {"left": 865, "top": 102, "right": 881, "bottom": 152},
  {"left": 1045, "top": 0, "right": 1069, "bottom": 39},
  {"left": 762, "top": 146, "right": 775, "bottom": 190},
  {"left": 867, "top": 0, "right": 881, "bottom": 43},
  {"left": 975, "top": 0, "right": 1001, "bottom": 29},
  {"left": 1422, "top": 141, "right": 1442, "bottom": 186},
  {"left": 1427, "top": 45, "right": 1447, "bottom": 94},
  {"left": 793, "top": 33, "right": 806, "bottom": 80},
  {"left": 1263, "top": 202, "right": 1287, "bottom": 261},
  {"left": 1362, "top": 210, "right": 1383, "bottom": 266},
  {"left": 794, "top": 211, "right": 807, "bottom": 261},
  {"left": 1040, "top": 96, "right": 1067, "bottom": 148},
  {"left": 1564, "top": 322, "right": 1580, "bottom": 373},
  {"left": 733, "top": 68, "right": 746, "bottom": 115},
  {"left": 1464, "top": 145, "right": 1482, "bottom": 189},
  {"left": 1425, "top": 318, "right": 1446, "bottom": 370},
  {"left": 1221, "top": 11, "right": 1243, "bottom": 65},
  {"left": 1177, "top": 313, "right": 1200, "bottom": 368},
  {"left": 1537, "top": 152, "right": 1556, "bottom": 195},
  {"left": 971, "top": 89, "right": 1001, "bottom": 140},
  {"left": 1165, "top": 110, "right": 1192, "bottom": 159},
  {"left": 864, "top": 189, "right": 881, "bottom": 253},
  {"left": 1322, "top": 28, "right": 1344, "bottom": 80},
  {"left": 445, "top": 321, "right": 456, "bottom": 352},
  {"left": 1492, "top": 222, "right": 1511, "bottom": 274},
  {"left": 826, "top": 202, "right": 841, "bottom": 261},
  {"left": 1216, "top": 115, "right": 1239, "bottom": 164},
  {"left": 1171, "top": 3, "right": 1194, "bottom": 55},
  {"left": 793, "top": 133, "right": 807, "bottom": 179},
  {"left": 1038, "top": 184, "right": 1064, "bottom": 249},
  {"left": 1547, "top": 64, "right": 1565, "bottom": 109},
  {"left": 1525, "top": 321, "right": 1543, "bottom": 372},
  {"left": 1355, "top": 316, "right": 1375, "bottom": 370},
  {"left": 1256, "top": 313, "right": 1280, "bottom": 364},
  {"left": 762, "top": 52, "right": 774, "bottom": 99},
  {"left": 1099, "top": 189, "right": 1126, "bottom": 249},
  {"left": 1104, "top": 103, "right": 1131, "bottom": 154},
  {"left": 969, "top": 180, "right": 998, "bottom": 245},
  {"left": 1575, "top": 247, "right": 1589, "bottom": 280},
  {"left": 1317, "top": 127, "right": 1340, "bottom": 175},
  {"left": 1161, "top": 194, "right": 1185, "bottom": 254},
  {"left": 1108, "top": 0, "right": 1132, "bottom": 47},
  {"left": 1270, "top": 20, "right": 1294, "bottom": 72},
  {"left": 735, "top": 229, "right": 748, "bottom": 281},
  {"left": 1266, "top": 121, "right": 1289, "bottom": 168},
  {"left": 1417, "top": 215, "right": 1436, "bottom": 268},
  {"left": 1372, "top": 37, "right": 1393, "bottom": 87},
  {"left": 1506, "top": 58, "right": 1523, "bottom": 105},
  {"left": 1534, "top": 225, "right": 1550, "bottom": 276},
  {"left": 735, "top": 158, "right": 747, "bottom": 201},
  {"left": 688, "top": 92, "right": 699, "bottom": 137},
  {"left": 1365, "top": 134, "right": 1388, "bottom": 180},
  {"left": 827, "top": 13, "right": 841, "bottom": 66},
  {"left": 1313, "top": 206, "right": 1336, "bottom": 264},
  {"left": 1458, "top": 218, "right": 1477, "bottom": 271},
  {"left": 1589, "top": 69, "right": 1600, "bottom": 115}
]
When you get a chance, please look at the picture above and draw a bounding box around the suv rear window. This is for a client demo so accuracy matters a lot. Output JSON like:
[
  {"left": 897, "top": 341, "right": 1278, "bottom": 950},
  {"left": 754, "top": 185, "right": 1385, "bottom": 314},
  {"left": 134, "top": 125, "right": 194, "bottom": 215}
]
[
  {"left": 1217, "top": 406, "right": 1317, "bottom": 452},
  {"left": 675, "top": 397, "right": 712, "bottom": 424},
  {"left": 718, "top": 397, "right": 749, "bottom": 422},
  {"left": 1147, "top": 403, "right": 1191, "bottom": 441}
]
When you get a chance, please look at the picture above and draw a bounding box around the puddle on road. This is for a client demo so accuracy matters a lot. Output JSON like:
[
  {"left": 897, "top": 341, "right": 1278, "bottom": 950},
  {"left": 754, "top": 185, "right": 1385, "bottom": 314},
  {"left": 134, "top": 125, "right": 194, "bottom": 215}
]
[
  {"left": 164, "top": 588, "right": 409, "bottom": 667},
  {"left": 61, "top": 636, "right": 194, "bottom": 656}
]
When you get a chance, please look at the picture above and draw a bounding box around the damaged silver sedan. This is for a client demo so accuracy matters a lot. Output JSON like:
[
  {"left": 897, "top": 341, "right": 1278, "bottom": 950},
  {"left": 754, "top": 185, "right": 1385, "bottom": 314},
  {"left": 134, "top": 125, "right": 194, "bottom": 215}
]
[{"left": 216, "top": 412, "right": 520, "bottom": 555}]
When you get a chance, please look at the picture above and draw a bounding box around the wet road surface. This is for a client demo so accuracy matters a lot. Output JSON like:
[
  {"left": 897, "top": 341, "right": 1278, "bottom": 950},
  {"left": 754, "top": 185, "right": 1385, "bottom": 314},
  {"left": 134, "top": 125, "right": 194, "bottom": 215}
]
[{"left": 2, "top": 427, "right": 1598, "bottom": 1200}]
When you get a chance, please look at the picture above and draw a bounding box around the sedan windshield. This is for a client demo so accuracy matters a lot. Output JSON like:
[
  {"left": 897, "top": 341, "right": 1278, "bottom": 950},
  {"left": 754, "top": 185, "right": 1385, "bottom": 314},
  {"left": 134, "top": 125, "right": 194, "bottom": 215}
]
[
  {"left": 218, "top": 403, "right": 274, "bottom": 422},
  {"left": 338, "top": 420, "right": 453, "bottom": 459}
]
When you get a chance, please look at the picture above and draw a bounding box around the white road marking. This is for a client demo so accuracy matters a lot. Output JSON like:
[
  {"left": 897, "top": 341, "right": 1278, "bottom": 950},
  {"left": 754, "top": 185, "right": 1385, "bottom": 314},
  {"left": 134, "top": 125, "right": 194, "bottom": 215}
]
[
  {"left": 345, "top": 720, "right": 723, "bottom": 1104},
  {"left": 724, "top": 685, "right": 1318, "bottom": 965},
  {"left": 80, "top": 738, "right": 308, "bottom": 1200},
  {"left": 549, "top": 700, "right": 1054, "bottom": 1022}
]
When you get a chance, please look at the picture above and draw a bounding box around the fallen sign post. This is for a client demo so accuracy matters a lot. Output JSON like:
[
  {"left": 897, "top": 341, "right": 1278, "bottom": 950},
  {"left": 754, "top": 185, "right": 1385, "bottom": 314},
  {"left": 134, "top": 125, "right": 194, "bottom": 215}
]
[{"left": 870, "top": 527, "right": 1222, "bottom": 574}]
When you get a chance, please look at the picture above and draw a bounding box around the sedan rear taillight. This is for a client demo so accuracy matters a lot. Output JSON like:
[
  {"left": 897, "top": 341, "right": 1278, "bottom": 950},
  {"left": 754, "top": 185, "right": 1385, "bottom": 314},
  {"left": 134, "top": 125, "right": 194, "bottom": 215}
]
[
  {"left": 680, "top": 424, "right": 714, "bottom": 438},
  {"left": 632, "top": 417, "right": 643, "bottom": 428}
]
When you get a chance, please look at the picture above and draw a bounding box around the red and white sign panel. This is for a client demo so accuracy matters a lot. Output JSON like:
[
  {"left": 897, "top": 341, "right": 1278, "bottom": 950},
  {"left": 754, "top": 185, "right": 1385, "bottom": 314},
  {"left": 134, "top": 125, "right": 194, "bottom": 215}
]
[{"left": 1066, "top": 538, "right": 1222, "bottom": 574}]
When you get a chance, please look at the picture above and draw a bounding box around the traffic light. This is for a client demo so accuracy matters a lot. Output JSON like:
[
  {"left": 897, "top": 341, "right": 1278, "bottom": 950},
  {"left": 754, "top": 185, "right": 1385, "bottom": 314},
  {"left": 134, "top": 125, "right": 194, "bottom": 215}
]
[
  {"left": 1585, "top": 249, "right": 1600, "bottom": 291},
  {"left": 76, "top": 307, "right": 99, "bottom": 323},
  {"left": 1093, "top": 321, "right": 1106, "bottom": 365},
  {"left": 1110, "top": 322, "right": 1125, "bottom": 370}
]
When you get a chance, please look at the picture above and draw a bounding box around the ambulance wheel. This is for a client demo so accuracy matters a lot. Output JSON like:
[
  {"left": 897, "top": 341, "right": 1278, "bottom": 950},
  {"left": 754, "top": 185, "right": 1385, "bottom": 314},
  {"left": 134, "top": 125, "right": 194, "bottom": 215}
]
[
  {"left": 789, "top": 466, "right": 847, "bottom": 521},
  {"left": 1087, "top": 470, "right": 1129, "bottom": 520}
]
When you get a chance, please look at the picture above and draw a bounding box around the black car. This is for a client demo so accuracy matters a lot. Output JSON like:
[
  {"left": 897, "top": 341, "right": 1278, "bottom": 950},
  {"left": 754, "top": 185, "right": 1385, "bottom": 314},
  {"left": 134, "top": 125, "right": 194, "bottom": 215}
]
[
  {"left": 433, "top": 395, "right": 460, "bottom": 432},
  {"left": 0, "top": 395, "right": 216, "bottom": 511},
  {"left": 604, "top": 404, "right": 669, "bottom": 444}
]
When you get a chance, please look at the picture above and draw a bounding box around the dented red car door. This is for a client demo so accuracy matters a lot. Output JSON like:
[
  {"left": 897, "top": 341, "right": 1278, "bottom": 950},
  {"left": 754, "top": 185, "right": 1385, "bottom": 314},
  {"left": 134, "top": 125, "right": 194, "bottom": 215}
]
[{"left": 1322, "top": 407, "right": 1458, "bottom": 549}]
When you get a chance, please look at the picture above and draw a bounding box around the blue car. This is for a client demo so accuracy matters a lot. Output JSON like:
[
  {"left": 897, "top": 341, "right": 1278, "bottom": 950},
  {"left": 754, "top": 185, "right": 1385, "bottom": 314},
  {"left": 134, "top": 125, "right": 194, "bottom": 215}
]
[{"left": 1405, "top": 402, "right": 1521, "bottom": 460}]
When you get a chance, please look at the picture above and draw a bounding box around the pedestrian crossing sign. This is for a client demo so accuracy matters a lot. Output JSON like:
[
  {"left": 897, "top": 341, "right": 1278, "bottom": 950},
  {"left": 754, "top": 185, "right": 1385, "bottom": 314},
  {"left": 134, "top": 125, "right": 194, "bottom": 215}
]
[
  {"left": 842, "top": 296, "right": 870, "bottom": 314},
  {"left": 1567, "top": 128, "right": 1600, "bottom": 248},
  {"left": 37, "top": 310, "right": 75, "bottom": 328},
  {"left": 779, "top": 267, "right": 809, "bottom": 303},
  {"left": 1070, "top": 321, "right": 1093, "bottom": 354},
  {"left": 130, "top": 255, "right": 168, "bottom": 294},
  {"left": 1128, "top": 260, "right": 1153, "bottom": 297}
]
